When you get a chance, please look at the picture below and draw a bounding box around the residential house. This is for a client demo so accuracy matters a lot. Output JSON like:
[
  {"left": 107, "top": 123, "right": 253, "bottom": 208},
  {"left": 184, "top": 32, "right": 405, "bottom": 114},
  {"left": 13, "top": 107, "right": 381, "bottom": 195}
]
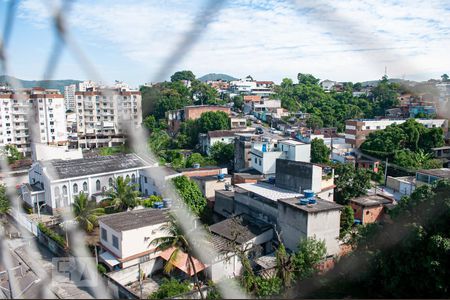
[
  {"left": 349, "top": 194, "right": 394, "bottom": 225},
  {"left": 167, "top": 105, "right": 231, "bottom": 133},
  {"left": 192, "top": 174, "right": 232, "bottom": 206},
  {"left": 208, "top": 215, "right": 273, "bottom": 281},
  {"left": 249, "top": 139, "right": 311, "bottom": 175},
  {"left": 415, "top": 168, "right": 450, "bottom": 187},
  {"left": 98, "top": 208, "right": 169, "bottom": 270},
  {"left": 199, "top": 129, "right": 252, "bottom": 155},
  {"left": 230, "top": 117, "right": 247, "bottom": 129},
  {"left": 179, "top": 166, "right": 228, "bottom": 178}
]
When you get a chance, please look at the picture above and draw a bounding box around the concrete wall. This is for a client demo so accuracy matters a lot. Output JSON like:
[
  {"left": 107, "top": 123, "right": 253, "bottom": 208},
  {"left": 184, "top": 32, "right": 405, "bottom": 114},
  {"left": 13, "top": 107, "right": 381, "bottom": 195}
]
[
  {"left": 107, "top": 258, "right": 163, "bottom": 286},
  {"left": 306, "top": 210, "right": 340, "bottom": 256},
  {"left": 250, "top": 150, "right": 284, "bottom": 175},
  {"left": 185, "top": 106, "right": 230, "bottom": 120},
  {"left": 214, "top": 191, "right": 235, "bottom": 217},
  {"left": 275, "top": 159, "right": 321, "bottom": 193},
  {"left": 234, "top": 192, "right": 278, "bottom": 224},
  {"left": 277, "top": 203, "right": 308, "bottom": 251}
]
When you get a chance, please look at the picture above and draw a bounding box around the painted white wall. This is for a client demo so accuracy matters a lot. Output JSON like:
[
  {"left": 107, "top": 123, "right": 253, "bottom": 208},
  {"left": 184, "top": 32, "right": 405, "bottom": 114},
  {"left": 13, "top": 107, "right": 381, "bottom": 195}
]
[{"left": 307, "top": 210, "right": 341, "bottom": 256}]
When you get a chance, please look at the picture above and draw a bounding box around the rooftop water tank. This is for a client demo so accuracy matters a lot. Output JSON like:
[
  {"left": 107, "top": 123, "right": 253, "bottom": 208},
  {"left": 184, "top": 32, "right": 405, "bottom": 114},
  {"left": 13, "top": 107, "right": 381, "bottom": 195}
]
[
  {"left": 217, "top": 173, "right": 225, "bottom": 181},
  {"left": 262, "top": 144, "right": 267, "bottom": 152},
  {"left": 304, "top": 189, "right": 314, "bottom": 199},
  {"left": 299, "top": 198, "right": 309, "bottom": 205},
  {"left": 308, "top": 198, "right": 317, "bottom": 204}
]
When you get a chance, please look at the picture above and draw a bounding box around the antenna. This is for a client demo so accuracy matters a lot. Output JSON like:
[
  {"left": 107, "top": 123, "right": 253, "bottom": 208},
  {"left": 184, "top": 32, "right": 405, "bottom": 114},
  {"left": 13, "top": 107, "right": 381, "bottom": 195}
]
[{"left": 384, "top": 66, "right": 387, "bottom": 77}]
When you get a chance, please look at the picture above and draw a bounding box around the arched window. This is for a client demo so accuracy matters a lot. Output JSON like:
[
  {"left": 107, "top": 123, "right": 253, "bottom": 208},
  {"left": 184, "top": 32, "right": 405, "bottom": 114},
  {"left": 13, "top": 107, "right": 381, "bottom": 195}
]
[
  {"left": 126, "top": 175, "right": 130, "bottom": 182},
  {"left": 131, "top": 174, "right": 136, "bottom": 184},
  {"left": 109, "top": 178, "right": 113, "bottom": 187},
  {"left": 62, "top": 185, "right": 68, "bottom": 195},
  {"left": 73, "top": 183, "right": 78, "bottom": 194},
  {"left": 54, "top": 186, "right": 60, "bottom": 196},
  {"left": 96, "top": 180, "right": 101, "bottom": 191},
  {"left": 83, "top": 182, "right": 88, "bottom": 192}
]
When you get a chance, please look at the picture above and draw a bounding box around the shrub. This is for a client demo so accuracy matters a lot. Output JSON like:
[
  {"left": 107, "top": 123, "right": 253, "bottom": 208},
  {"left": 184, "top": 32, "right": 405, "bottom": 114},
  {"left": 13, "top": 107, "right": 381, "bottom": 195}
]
[
  {"left": 38, "top": 223, "right": 66, "bottom": 248},
  {"left": 149, "top": 278, "right": 191, "bottom": 299},
  {"left": 97, "top": 264, "right": 107, "bottom": 274}
]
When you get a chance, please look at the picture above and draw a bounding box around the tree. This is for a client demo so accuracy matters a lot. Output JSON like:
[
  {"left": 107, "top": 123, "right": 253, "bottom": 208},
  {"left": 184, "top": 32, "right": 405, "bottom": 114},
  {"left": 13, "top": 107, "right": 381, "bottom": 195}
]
[
  {"left": 150, "top": 215, "right": 204, "bottom": 299},
  {"left": 185, "top": 153, "right": 216, "bottom": 168},
  {"left": 197, "top": 111, "right": 230, "bottom": 133},
  {"left": 232, "top": 95, "right": 244, "bottom": 110},
  {"left": 104, "top": 176, "right": 140, "bottom": 212},
  {"left": 292, "top": 237, "right": 327, "bottom": 279},
  {"left": 306, "top": 114, "right": 324, "bottom": 130},
  {"left": 340, "top": 205, "right": 354, "bottom": 238},
  {"left": 441, "top": 73, "right": 449, "bottom": 82},
  {"left": 334, "top": 164, "right": 371, "bottom": 205},
  {"left": 149, "top": 278, "right": 191, "bottom": 299},
  {"left": 72, "top": 193, "right": 105, "bottom": 232},
  {"left": 209, "top": 142, "right": 234, "bottom": 165},
  {"left": 297, "top": 73, "right": 320, "bottom": 85},
  {"left": 0, "top": 184, "right": 10, "bottom": 216},
  {"left": 370, "top": 75, "right": 400, "bottom": 116},
  {"left": 191, "top": 80, "right": 219, "bottom": 105},
  {"left": 170, "top": 70, "right": 196, "bottom": 82},
  {"left": 2, "top": 144, "right": 23, "bottom": 164},
  {"left": 143, "top": 115, "right": 158, "bottom": 132},
  {"left": 310, "top": 138, "right": 330, "bottom": 163},
  {"left": 172, "top": 176, "right": 206, "bottom": 215}
]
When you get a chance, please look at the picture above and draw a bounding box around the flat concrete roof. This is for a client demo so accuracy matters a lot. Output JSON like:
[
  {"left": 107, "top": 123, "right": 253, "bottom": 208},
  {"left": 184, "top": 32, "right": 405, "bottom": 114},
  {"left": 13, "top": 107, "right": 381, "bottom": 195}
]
[
  {"left": 278, "top": 198, "right": 343, "bottom": 213},
  {"left": 99, "top": 208, "right": 168, "bottom": 232},
  {"left": 235, "top": 182, "right": 302, "bottom": 201},
  {"left": 417, "top": 168, "right": 450, "bottom": 179},
  {"left": 280, "top": 139, "right": 305, "bottom": 146},
  {"left": 350, "top": 194, "right": 392, "bottom": 207}
]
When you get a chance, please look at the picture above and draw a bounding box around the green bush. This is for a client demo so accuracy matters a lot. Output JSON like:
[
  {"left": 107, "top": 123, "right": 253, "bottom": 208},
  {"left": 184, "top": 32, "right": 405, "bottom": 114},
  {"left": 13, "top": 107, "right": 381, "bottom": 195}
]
[
  {"left": 141, "top": 195, "right": 163, "bottom": 208},
  {"left": 149, "top": 278, "right": 191, "bottom": 299},
  {"left": 97, "top": 264, "right": 107, "bottom": 274},
  {"left": 38, "top": 223, "right": 66, "bottom": 248}
]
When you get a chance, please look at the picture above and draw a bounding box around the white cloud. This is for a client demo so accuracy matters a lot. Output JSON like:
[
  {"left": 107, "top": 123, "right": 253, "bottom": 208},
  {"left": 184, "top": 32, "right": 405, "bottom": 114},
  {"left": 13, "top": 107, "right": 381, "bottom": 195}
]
[{"left": 16, "top": 0, "right": 450, "bottom": 84}]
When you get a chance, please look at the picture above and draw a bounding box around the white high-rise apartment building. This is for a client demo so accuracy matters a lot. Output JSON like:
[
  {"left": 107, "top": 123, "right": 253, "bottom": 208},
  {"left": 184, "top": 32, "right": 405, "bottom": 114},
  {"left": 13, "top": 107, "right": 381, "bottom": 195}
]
[
  {"left": 74, "top": 87, "right": 142, "bottom": 149},
  {"left": 64, "top": 84, "right": 76, "bottom": 111},
  {"left": 0, "top": 87, "right": 68, "bottom": 156}
]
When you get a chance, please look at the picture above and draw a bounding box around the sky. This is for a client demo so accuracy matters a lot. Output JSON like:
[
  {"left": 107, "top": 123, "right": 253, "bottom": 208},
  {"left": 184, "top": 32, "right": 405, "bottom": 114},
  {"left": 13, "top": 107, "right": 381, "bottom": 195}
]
[{"left": 1, "top": 0, "right": 450, "bottom": 87}]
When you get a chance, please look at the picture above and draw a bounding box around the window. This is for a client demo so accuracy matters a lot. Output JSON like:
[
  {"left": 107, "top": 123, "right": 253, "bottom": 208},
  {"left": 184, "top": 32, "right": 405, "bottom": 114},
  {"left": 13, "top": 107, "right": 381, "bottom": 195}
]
[
  {"left": 109, "top": 178, "right": 113, "bottom": 187},
  {"left": 73, "top": 183, "right": 78, "bottom": 194},
  {"left": 54, "top": 186, "right": 60, "bottom": 196},
  {"left": 365, "top": 126, "right": 370, "bottom": 130},
  {"left": 144, "top": 176, "right": 148, "bottom": 183},
  {"left": 83, "top": 182, "right": 88, "bottom": 192},
  {"left": 101, "top": 228, "right": 107, "bottom": 241},
  {"left": 112, "top": 235, "right": 119, "bottom": 249},
  {"left": 126, "top": 175, "right": 130, "bottom": 181},
  {"left": 131, "top": 174, "right": 136, "bottom": 184},
  {"left": 254, "top": 157, "right": 257, "bottom": 163},
  {"left": 96, "top": 180, "right": 101, "bottom": 191},
  {"left": 62, "top": 185, "right": 67, "bottom": 195}
]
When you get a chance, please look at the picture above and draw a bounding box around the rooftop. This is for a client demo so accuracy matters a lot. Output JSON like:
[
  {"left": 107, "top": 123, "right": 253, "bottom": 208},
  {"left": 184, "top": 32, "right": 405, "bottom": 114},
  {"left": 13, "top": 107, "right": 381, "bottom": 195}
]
[
  {"left": 215, "top": 189, "right": 235, "bottom": 198},
  {"left": 191, "top": 174, "right": 232, "bottom": 182},
  {"left": 235, "top": 182, "right": 302, "bottom": 201},
  {"left": 416, "top": 168, "right": 450, "bottom": 179},
  {"left": 209, "top": 214, "right": 272, "bottom": 244},
  {"left": 99, "top": 208, "right": 169, "bottom": 232},
  {"left": 350, "top": 194, "right": 392, "bottom": 207},
  {"left": 278, "top": 197, "right": 343, "bottom": 213},
  {"left": 43, "top": 153, "right": 150, "bottom": 180},
  {"left": 279, "top": 139, "right": 305, "bottom": 146},
  {"left": 179, "top": 166, "right": 225, "bottom": 172},
  {"left": 207, "top": 130, "right": 251, "bottom": 138}
]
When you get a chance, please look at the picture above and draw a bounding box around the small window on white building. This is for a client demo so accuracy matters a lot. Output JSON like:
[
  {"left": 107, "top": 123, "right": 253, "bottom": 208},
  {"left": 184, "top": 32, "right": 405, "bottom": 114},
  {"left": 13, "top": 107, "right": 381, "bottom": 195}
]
[
  {"left": 131, "top": 174, "right": 136, "bottom": 184},
  {"left": 109, "top": 178, "right": 113, "bottom": 187},
  {"left": 101, "top": 228, "right": 107, "bottom": 241},
  {"left": 73, "top": 183, "right": 78, "bottom": 194},
  {"left": 83, "top": 182, "right": 88, "bottom": 192},
  {"left": 62, "top": 185, "right": 67, "bottom": 195},
  {"left": 96, "top": 180, "right": 101, "bottom": 191},
  {"left": 112, "top": 235, "right": 119, "bottom": 249}
]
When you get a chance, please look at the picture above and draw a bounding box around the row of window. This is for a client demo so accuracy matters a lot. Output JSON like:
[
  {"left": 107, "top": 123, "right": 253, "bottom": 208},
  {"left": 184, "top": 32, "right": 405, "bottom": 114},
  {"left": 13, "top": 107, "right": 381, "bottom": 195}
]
[
  {"left": 101, "top": 228, "right": 119, "bottom": 249},
  {"left": 54, "top": 174, "right": 137, "bottom": 196}
]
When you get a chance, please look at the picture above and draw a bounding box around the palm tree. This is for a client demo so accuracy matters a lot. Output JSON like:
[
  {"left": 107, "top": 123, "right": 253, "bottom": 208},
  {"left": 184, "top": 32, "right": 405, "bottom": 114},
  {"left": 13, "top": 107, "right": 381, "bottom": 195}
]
[
  {"left": 104, "top": 176, "right": 140, "bottom": 212},
  {"left": 150, "top": 215, "right": 205, "bottom": 299},
  {"left": 72, "top": 192, "right": 105, "bottom": 232}
]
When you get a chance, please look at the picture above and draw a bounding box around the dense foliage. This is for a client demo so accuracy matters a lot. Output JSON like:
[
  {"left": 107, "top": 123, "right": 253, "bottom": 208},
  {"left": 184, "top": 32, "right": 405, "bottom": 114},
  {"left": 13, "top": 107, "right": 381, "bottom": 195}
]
[
  {"left": 209, "top": 142, "right": 234, "bottom": 165},
  {"left": 0, "top": 184, "right": 10, "bottom": 215},
  {"left": 149, "top": 278, "right": 191, "bottom": 299},
  {"left": 334, "top": 163, "right": 372, "bottom": 205},
  {"left": 1, "top": 144, "right": 23, "bottom": 164},
  {"left": 104, "top": 176, "right": 140, "bottom": 212},
  {"left": 274, "top": 74, "right": 400, "bottom": 131},
  {"left": 304, "top": 180, "right": 450, "bottom": 298},
  {"left": 310, "top": 138, "right": 330, "bottom": 163},
  {"left": 340, "top": 205, "right": 355, "bottom": 238},
  {"left": 361, "top": 119, "right": 444, "bottom": 170},
  {"left": 172, "top": 176, "right": 207, "bottom": 216},
  {"left": 72, "top": 193, "right": 105, "bottom": 232},
  {"left": 38, "top": 223, "right": 66, "bottom": 248}
]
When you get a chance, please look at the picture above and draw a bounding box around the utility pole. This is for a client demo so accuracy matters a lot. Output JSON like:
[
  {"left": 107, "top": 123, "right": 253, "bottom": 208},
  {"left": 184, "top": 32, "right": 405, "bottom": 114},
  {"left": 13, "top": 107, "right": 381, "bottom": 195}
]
[
  {"left": 384, "top": 157, "right": 389, "bottom": 186},
  {"left": 138, "top": 262, "right": 143, "bottom": 299}
]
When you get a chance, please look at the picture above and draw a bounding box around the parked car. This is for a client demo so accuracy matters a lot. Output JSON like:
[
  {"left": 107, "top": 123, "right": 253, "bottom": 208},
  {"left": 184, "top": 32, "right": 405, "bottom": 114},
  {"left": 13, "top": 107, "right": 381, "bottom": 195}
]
[{"left": 255, "top": 127, "right": 264, "bottom": 134}]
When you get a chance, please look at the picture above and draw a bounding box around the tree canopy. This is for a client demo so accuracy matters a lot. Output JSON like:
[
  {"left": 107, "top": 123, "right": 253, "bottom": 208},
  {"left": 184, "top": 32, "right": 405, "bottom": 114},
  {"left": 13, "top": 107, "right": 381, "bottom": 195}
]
[
  {"left": 172, "top": 176, "right": 206, "bottom": 216},
  {"left": 170, "top": 70, "right": 196, "bottom": 82},
  {"left": 273, "top": 74, "right": 397, "bottom": 131},
  {"left": 334, "top": 163, "right": 372, "bottom": 204},
  {"left": 361, "top": 119, "right": 444, "bottom": 170},
  {"left": 209, "top": 142, "right": 234, "bottom": 165},
  {"left": 310, "top": 138, "right": 330, "bottom": 164}
]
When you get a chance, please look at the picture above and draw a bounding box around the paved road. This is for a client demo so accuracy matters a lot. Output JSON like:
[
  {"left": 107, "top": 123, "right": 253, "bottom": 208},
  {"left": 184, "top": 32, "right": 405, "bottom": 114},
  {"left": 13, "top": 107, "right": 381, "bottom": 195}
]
[{"left": 3, "top": 216, "right": 95, "bottom": 299}]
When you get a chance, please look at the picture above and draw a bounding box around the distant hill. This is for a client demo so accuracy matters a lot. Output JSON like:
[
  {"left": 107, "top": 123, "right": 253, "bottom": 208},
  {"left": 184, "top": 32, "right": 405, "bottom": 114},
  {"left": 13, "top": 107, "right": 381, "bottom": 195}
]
[
  {"left": 360, "top": 78, "right": 419, "bottom": 87},
  {"left": 198, "top": 73, "right": 238, "bottom": 82},
  {"left": 0, "top": 75, "right": 82, "bottom": 92}
]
